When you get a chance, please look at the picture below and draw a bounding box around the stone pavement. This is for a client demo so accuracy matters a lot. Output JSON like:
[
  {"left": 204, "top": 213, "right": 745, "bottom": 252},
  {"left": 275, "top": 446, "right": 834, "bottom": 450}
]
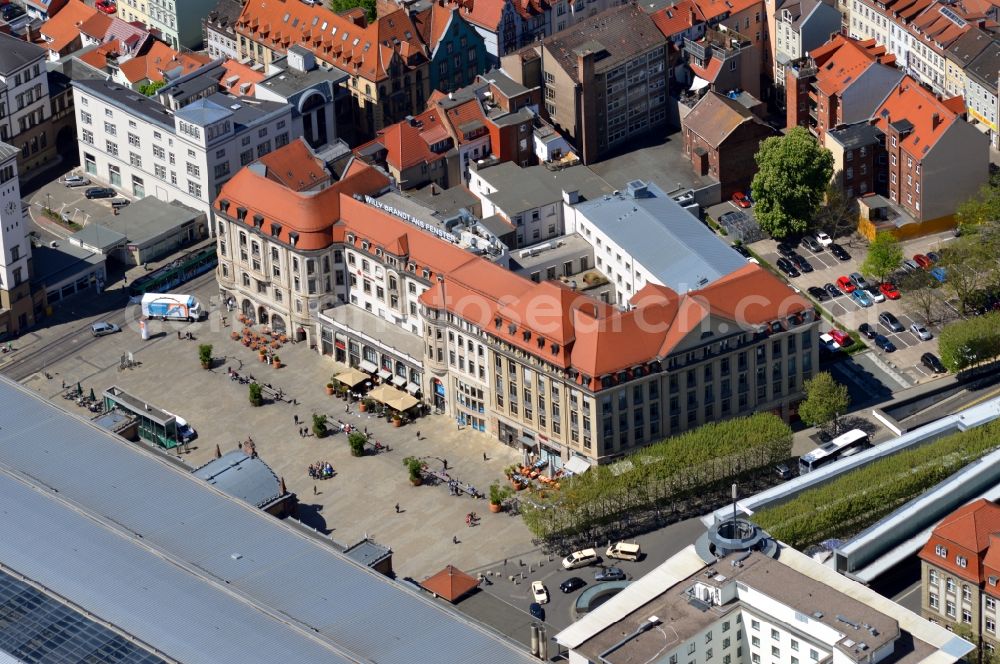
[{"left": 22, "top": 285, "right": 539, "bottom": 581}]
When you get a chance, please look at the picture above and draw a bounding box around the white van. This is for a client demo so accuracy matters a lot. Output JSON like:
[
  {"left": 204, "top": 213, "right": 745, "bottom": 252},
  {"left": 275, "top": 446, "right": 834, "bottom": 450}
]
[
  {"left": 562, "top": 548, "right": 599, "bottom": 570},
  {"left": 606, "top": 541, "right": 641, "bottom": 561}
]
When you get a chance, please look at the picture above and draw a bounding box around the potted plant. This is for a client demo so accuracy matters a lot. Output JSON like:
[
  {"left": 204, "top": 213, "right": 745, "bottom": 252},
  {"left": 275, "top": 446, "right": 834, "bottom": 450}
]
[
  {"left": 258, "top": 347, "right": 267, "bottom": 362},
  {"left": 360, "top": 397, "right": 375, "bottom": 413},
  {"left": 248, "top": 382, "right": 263, "bottom": 407},
  {"left": 489, "top": 481, "right": 512, "bottom": 513},
  {"left": 338, "top": 384, "right": 349, "bottom": 399},
  {"left": 272, "top": 355, "right": 281, "bottom": 369},
  {"left": 348, "top": 431, "right": 367, "bottom": 457},
  {"left": 403, "top": 456, "right": 423, "bottom": 486},
  {"left": 198, "top": 344, "right": 213, "bottom": 370},
  {"left": 312, "top": 413, "right": 328, "bottom": 438},
  {"left": 392, "top": 411, "right": 402, "bottom": 427},
  {"left": 230, "top": 330, "right": 240, "bottom": 340},
  {"left": 325, "top": 382, "right": 335, "bottom": 396}
]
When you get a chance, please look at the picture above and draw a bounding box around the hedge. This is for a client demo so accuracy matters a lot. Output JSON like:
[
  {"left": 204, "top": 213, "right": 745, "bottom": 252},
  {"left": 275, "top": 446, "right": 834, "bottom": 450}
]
[
  {"left": 753, "top": 421, "right": 1000, "bottom": 548},
  {"left": 521, "top": 413, "right": 792, "bottom": 538}
]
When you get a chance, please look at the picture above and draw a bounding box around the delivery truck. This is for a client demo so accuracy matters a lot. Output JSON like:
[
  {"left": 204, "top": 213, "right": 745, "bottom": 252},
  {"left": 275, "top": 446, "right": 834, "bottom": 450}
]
[{"left": 141, "top": 293, "right": 203, "bottom": 322}]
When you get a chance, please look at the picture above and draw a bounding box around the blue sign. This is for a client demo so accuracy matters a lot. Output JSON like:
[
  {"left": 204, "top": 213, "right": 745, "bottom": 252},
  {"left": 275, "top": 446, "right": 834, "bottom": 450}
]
[{"left": 435, "top": 382, "right": 445, "bottom": 397}]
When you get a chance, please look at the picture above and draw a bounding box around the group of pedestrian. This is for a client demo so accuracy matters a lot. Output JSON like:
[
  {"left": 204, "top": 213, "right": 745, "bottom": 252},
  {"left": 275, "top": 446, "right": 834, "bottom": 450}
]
[{"left": 308, "top": 461, "right": 334, "bottom": 479}]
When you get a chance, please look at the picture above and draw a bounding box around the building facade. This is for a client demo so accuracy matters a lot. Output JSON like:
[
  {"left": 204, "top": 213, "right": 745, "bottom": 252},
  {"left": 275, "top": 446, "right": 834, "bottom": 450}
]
[
  {"left": 414, "top": 3, "right": 489, "bottom": 94},
  {"left": 772, "top": 0, "right": 843, "bottom": 107},
  {"left": 115, "top": 0, "right": 206, "bottom": 49},
  {"left": 0, "top": 33, "right": 58, "bottom": 177},
  {"left": 203, "top": 0, "right": 244, "bottom": 61},
  {"left": 0, "top": 143, "right": 35, "bottom": 336},
  {"left": 73, "top": 78, "right": 293, "bottom": 216}
]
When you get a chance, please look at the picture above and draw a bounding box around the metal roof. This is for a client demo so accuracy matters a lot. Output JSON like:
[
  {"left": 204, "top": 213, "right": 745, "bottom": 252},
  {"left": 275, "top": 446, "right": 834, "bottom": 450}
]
[
  {"left": 192, "top": 450, "right": 283, "bottom": 508},
  {"left": 574, "top": 181, "right": 746, "bottom": 292},
  {"left": 0, "top": 378, "right": 536, "bottom": 664}
]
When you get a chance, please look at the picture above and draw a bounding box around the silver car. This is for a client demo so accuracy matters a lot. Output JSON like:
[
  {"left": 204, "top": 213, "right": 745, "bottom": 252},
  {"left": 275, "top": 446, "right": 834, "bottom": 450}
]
[
  {"left": 910, "top": 322, "right": 933, "bottom": 341},
  {"left": 63, "top": 175, "right": 90, "bottom": 187},
  {"left": 90, "top": 321, "right": 120, "bottom": 337}
]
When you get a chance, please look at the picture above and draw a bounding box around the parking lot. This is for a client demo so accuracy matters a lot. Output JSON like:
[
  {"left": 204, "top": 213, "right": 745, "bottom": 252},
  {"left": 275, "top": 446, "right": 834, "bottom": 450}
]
[
  {"left": 27, "top": 168, "right": 133, "bottom": 233},
  {"left": 747, "top": 226, "right": 959, "bottom": 387}
]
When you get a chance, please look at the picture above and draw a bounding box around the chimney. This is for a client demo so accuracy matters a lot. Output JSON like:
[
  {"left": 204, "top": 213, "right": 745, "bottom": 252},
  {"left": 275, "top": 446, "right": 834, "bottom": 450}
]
[{"left": 931, "top": 112, "right": 940, "bottom": 129}]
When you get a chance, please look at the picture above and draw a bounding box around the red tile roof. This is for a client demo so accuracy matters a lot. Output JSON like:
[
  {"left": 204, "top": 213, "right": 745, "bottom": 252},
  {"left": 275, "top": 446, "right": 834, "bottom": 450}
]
[
  {"left": 235, "top": 1, "right": 426, "bottom": 83},
  {"left": 874, "top": 76, "right": 961, "bottom": 155},
  {"left": 810, "top": 35, "right": 896, "bottom": 98},
  {"left": 691, "top": 0, "right": 762, "bottom": 21},
  {"left": 920, "top": 499, "right": 1000, "bottom": 584},
  {"left": 420, "top": 565, "right": 480, "bottom": 602},
  {"left": 651, "top": 0, "right": 704, "bottom": 38},
  {"left": 256, "top": 138, "right": 330, "bottom": 191},
  {"left": 219, "top": 59, "right": 265, "bottom": 96},
  {"left": 40, "top": 0, "right": 98, "bottom": 54},
  {"left": 118, "top": 41, "right": 209, "bottom": 84},
  {"left": 413, "top": 2, "right": 455, "bottom": 53},
  {"left": 690, "top": 55, "right": 722, "bottom": 83}
]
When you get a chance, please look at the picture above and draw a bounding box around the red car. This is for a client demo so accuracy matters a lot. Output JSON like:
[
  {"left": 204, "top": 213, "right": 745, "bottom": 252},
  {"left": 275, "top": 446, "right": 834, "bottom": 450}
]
[
  {"left": 732, "top": 192, "right": 751, "bottom": 208},
  {"left": 880, "top": 282, "right": 900, "bottom": 299},
  {"left": 829, "top": 329, "right": 851, "bottom": 347},
  {"left": 836, "top": 275, "right": 856, "bottom": 293},
  {"left": 913, "top": 254, "right": 932, "bottom": 269},
  {"left": 96, "top": 0, "right": 116, "bottom": 12}
]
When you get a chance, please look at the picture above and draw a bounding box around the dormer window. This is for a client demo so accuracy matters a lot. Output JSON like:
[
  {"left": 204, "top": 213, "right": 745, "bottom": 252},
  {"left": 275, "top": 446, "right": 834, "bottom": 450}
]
[
  {"left": 935, "top": 544, "right": 948, "bottom": 557},
  {"left": 252, "top": 214, "right": 264, "bottom": 228},
  {"left": 288, "top": 231, "right": 299, "bottom": 247},
  {"left": 362, "top": 241, "right": 370, "bottom": 251},
  {"left": 522, "top": 330, "right": 531, "bottom": 341},
  {"left": 494, "top": 317, "right": 502, "bottom": 329},
  {"left": 236, "top": 207, "right": 247, "bottom": 221},
  {"left": 376, "top": 248, "right": 383, "bottom": 257},
  {"left": 957, "top": 555, "right": 968, "bottom": 568},
  {"left": 508, "top": 323, "right": 517, "bottom": 334},
  {"left": 422, "top": 269, "right": 430, "bottom": 279},
  {"left": 407, "top": 262, "right": 416, "bottom": 271},
  {"left": 347, "top": 233, "right": 355, "bottom": 243},
  {"left": 537, "top": 337, "right": 545, "bottom": 348},
  {"left": 551, "top": 343, "right": 560, "bottom": 355},
  {"left": 270, "top": 224, "right": 282, "bottom": 238},
  {"left": 218, "top": 198, "right": 230, "bottom": 212}
]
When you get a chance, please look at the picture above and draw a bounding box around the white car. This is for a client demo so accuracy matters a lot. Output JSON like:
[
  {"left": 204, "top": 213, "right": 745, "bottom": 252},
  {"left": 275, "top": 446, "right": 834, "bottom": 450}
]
[
  {"left": 530, "top": 580, "right": 549, "bottom": 604},
  {"left": 910, "top": 322, "right": 933, "bottom": 341},
  {"left": 562, "top": 548, "right": 599, "bottom": 570},
  {"left": 815, "top": 231, "right": 833, "bottom": 246},
  {"left": 867, "top": 288, "right": 886, "bottom": 303}
]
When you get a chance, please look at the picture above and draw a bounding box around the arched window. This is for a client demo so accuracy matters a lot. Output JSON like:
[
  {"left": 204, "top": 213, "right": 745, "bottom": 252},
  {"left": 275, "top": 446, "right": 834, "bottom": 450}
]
[{"left": 242, "top": 272, "right": 251, "bottom": 287}]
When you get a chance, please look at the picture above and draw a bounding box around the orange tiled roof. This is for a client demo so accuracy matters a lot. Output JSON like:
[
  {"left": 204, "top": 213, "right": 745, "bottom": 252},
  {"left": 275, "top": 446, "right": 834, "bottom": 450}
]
[
  {"left": 874, "top": 76, "right": 961, "bottom": 155},
  {"left": 256, "top": 137, "right": 330, "bottom": 191},
  {"left": 691, "top": 0, "right": 762, "bottom": 21},
  {"left": 690, "top": 55, "right": 722, "bottom": 82},
  {"left": 235, "top": 0, "right": 426, "bottom": 83},
  {"left": 78, "top": 11, "right": 112, "bottom": 39},
  {"left": 442, "top": 98, "right": 489, "bottom": 145},
  {"left": 40, "top": 0, "right": 98, "bottom": 54},
  {"left": 77, "top": 41, "right": 119, "bottom": 69},
  {"left": 651, "top": 0, "right": 704, "bottom": 38},
  {"left": 219, "top": 58, "right": 265, "bottom": 96},
  {"left": 414, "top": 2, "right": 455, "bottom": 53},
  {"left": 920, "top": 499, "right": 1000, "bottom": 584},
  {"left": 810, "top": 35, "right": 896, "bottom": 98},
  {"left": 118, "top": 41, "right": 210, "bottom": 84}
]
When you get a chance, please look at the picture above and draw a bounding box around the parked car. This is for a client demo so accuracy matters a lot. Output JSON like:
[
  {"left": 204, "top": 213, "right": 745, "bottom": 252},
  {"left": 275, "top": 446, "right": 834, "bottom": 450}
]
[
  {"left": 807, "top": 286, "right": 829, "bottom": 301},
  {"left": 921, "top": 352, "right": 947, "bottom": 373},
  {"left": 791, "top": 254, "right": 813, "bottom": 273},
  {"left": 880, "top": 282, "right": 901, "bottom": 300},
  {"left": 776, "top": 242, "right": 795, "bottom": 258},
  {"left": 95, "top": 0, "right": 116, "bottom": 12},
  {"left": 867, "top": 286, "right": 886, "bottom": 303},
  {"left": 776, "top": 258, "right": 800, "bottom": 278},
  {"left": 913, "top": 254, "right": 932, "bottom": 269},
  {"left": 830, "top": 329, "right": 851, "bottom": 347},
  {"left": 930, "top": 266, "right": 947, "bottom": 283},
  {"left": 530, "top": 580, "right": 549, "bottom": 604},
  {"left": 732, "top": 192, "right": 751, "bottom": 208},
  {"left": 836, "top": 275, "right": 856, "bottom": 293},
  {"left": 829, "top": 243, "right": 850, "bottom": 261},
  {"left": 562, "top": 548, "right": 599, "bottom": 570},
  {"left": 732, "top": 244, "right": 751, "bottom": 258},
  {"left": 90, "top": 321, "right": 120, "bottom": 337},
  {"left": 859, "top": 323, "right": 877, "bottom": 339},
  {"left": 595, "top": 567, "right": 627, "bottom": 582},
  {"left": 815, "top": 231, "right": 833, "bottom": 247},
  {"left": 605, "top": 541, "right": 641, "bottom": 561},
  {"left": 820, "top": 333, "right": 840, "bottom": 353},
  {"left": 850, "top": 272, "right": 871, "bottom": 290},
  {"left": 901, "top": 259, "right": 920, "bottom": 272},
  {"left": 926, "top": 251, "right": 942, "bottom": 263},
  {"left": 851, "top": 289, "right": 872, "bottom": 307},
  {"left": 529, "top": 602, "right": 545, "bottom": 620},
  {"left": 84, "top": 187, "right": 116, "bottom": 199},
  {"left": 873, "top": 334, "right": 896, "bottom": 352},
  {"left": 801, "top": 236, "right": 823, "bottom": 253},
  {"left": 559, "top": 577, "right": 587, "bottom": 593},
  {"left": 910, "top": 323, "right": 933, "bottom": 341},
  {"left": 824, "top": 282, "right": 842, "bottom": 298},
  {"left": 879, "top": 311, "right": 904, "bottom": 333},
  {"left": 63, "top": 175, "right": 90, "bottom": 187},
  {"left": 775, "top": 463, "right": 793, "bottom": 479},
  {"left": 110, "top": 198, "right": 130, "bottom": 209}
]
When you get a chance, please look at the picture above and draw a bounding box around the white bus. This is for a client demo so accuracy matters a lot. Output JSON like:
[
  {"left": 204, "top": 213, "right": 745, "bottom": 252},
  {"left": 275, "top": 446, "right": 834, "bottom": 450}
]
[{"left": 798, "top": 429, "right": 870, "bottom": 474}]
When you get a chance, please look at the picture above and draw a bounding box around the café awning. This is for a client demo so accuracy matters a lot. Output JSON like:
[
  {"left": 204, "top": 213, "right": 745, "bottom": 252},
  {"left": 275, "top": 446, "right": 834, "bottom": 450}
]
[
  {"left": 359, "top": 360, "right": 378, "bottom": 374},
  {"left": 368, "top": 384, "right": 419, "bottom": 411},
  {"left": 336, "top": 367, "right": 369, "bottom": 388},
  {"left": 564, "top": 456, "right": 592, "bottom": 476},
  {"left": 392, "top": 375, "right": 408, "bottom": 388},
  {"left": 406, "top": 382, "right": 421, "bottom": 395},
  {"left": 378, "top": 368, "right": 392, "bottom": 380}
]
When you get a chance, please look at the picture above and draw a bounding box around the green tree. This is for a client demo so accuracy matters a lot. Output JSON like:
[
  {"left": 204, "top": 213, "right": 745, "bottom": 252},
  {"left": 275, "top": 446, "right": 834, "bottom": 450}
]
[
  {"left": 348, "top": 431, "right": 367, "bottom": 456},
  {"left": 813, "top": 178, "right": 859, "bottom": 241},
  {"left": 798, "top": 372, "right": 850, "bottom": 432},
  {"left": 897, "top": 269, "right": 941, "bottom": 325},
  {"left": 956, "top": 172, "right": 1000, "bottom": 233},
  {"left": 138, "top": 80, "right": 166, "bottom": 96},
  {"left": 198, "top": 343, "right": 213, "bottom": 369},
  {"left": 312, "top": 413, "right": 328, "bottom": 438},
  {"left": 938, "top": 312, "right": 1000, "bottom": 372},
  {"left": 860, "top": 232, "right": 903, "bottom": 286},
  {"left": 248, "top": 382, "right": 263, "bottom": 407},
  {"left": 750, "top": 127, "right": 834, "bottom": 239},
  {"left": 330, "top": 0, "right": 376, "bottom": 22}
]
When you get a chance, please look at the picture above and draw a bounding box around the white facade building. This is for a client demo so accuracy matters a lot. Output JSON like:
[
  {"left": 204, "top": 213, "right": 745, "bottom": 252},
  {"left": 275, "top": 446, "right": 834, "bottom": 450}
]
[
  {"left": 0, "top": 33, "right": 50, "bottom": 170},
  {"left": 72, "top": 78, "right": 292, "bottom": 218},
  {"left": 0, "top": 144, "right": 29, "bottom": 298}
]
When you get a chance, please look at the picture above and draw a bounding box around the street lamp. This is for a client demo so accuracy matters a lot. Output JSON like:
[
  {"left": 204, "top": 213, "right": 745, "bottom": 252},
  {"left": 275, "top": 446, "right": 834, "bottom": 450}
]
[{"left": 45, "top": 192, "right": 50, "bottom": 213}]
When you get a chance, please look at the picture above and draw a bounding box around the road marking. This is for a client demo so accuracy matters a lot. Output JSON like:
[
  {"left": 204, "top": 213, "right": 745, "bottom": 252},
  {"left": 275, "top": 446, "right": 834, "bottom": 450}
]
[
  {"left": 956, "top": 384, "right": 1000, "bottom": 412},
  {"left": 896, "top": 583, "right": 921, "bottom": 604}
]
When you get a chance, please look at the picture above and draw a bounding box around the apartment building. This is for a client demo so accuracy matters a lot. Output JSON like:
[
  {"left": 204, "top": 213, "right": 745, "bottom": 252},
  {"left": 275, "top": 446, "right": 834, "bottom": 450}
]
[
  {"left": 413, "top": 3, "right": 489, "bottom": 93},
  {"left": 203, "top": 0, "right": 244, "bottom": 61},
  {"left": 874, "top": 77, "right": 987, "bottom": 223},
  {"left": 945, "top": 29, "right": 1000, "bottom": 149},
  {"left": 38, "top": 0, "right": 99, "bottom": 61},
  {"left": 0, "top": 33, "right": 57, "bottom": 177},
  {"left": 559, "top": 521, "right": 973, "bottom": 664},
  {"left": 73, "top": 78, "right": 293, "bottom": 216},
  {"left": 785, "top": 35, "right": 902, "bottom": 142},
  {"left": 0, "top": 143, "right": 36, "bottom": 336},
  {"left": 772, "top": 0, "right": 842, "bottom": 106},
  {"left": 824, "top": 122, "right": 883, "bottom": 199},
  {"left": 114, "top": 0, "right": 205, "bottom": 49},
  {"left": 539, "top": 5, "right": 668, "bottom": 164},
  {"left": 684, "top": 27, "right": 762, "bottom": 100},
  {"left": 920, "top": 499, "right": 1000, "bottom": 653},
  {"left": 235, "top": 2, "right": 428, "bottom": 139},
  {"left": 215, "top": 139, "right": 814, "bottom": 464}
]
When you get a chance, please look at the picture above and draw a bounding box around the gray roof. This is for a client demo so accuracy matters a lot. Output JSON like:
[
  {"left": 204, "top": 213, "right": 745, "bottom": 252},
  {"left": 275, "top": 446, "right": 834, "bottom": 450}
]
[
  {"left": 343, "top": 538, "right": 393, "bottom": 567},
  {"left": 946, "top": 28, "right": 993, "bottom": 67},
  {"left": 0, "top": 31, "right": 45, "bottom": 76},
  {"left": 69, "top": 223, "right": 128, "bottom": 251},
  {"left": 408, "top": 183, "right": 482, "bottom": 219},
  {"left": 192, "top": 450, "right": 284, "bottom": 508},
  {"left": 0, "top": 378, "right": 536, "bottom": 664},
  {"left": 966, "top": 40, "right": 1000, "bottom": 88},
  {"left": 158, "top": 59, "right": 226, "bottom": 105},
  {"left": 826, "top": 122, "right": 883, "bottom": 150},
  {"left": 479, "top": 162, "right": 613, "bottom": 214},
  {"left": 175, "top": 96, "right": 233, "bottom": 125},
  {"left": 73, "top": 78, "right": 176, "bottom": 131},
  {"left": 258, "top": 57, "right": 348, "bottom": 97},
  {"left": 479, "top": 68, "right": 533, "bottom": 98},
  {"left": 204, "top": 0, "right": 244, "bottom": 37},
  {"left": 30, "top": 241, "right": 104, "bottom": 288},
  {"left": 95, "top": 197, "right": 201, "bottom": 246},
  {"left": 575, "top": 181, "right": 746, "bottom": 290},
  {"left": 479, "top": 213, "right": 516, "bottom": 237},
  {"left": 0, "top": 141, "right": 18, "bottom": 164},
  {"left": 543, "top": 5, "right": 666, "bottom": 79}
]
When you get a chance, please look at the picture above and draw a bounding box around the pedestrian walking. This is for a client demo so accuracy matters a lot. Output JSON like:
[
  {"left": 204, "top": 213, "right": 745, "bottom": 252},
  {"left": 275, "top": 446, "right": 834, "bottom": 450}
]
[
  {"left": 442, "top": 458, "right": 448, "bottom": 470},
  {"left": 483, "top": 452, "right": 487, "bottom": 461},
  {"left": 395, "top": 502, "right": 400, "bottom": 513},
  {"left": 313, "top": 485, "right": 318, "bottom": 496},
  {"left": 453, "top": 535, "right": 458, "bottom": 544},
  {"left": 416, "top": 430, "right": 421, "bottom": 440},
  {"left": 177, "top": 331, "right": 181, "bottom": 340},
  {"left": 294, "top": 414, "right": 299, "bottom": 425}
]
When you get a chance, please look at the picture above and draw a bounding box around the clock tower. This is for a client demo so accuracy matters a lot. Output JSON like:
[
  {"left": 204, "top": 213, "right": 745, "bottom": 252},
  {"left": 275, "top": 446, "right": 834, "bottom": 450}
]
[{"left": 0, "top": 142, "right": 35, "bottom": 336}]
